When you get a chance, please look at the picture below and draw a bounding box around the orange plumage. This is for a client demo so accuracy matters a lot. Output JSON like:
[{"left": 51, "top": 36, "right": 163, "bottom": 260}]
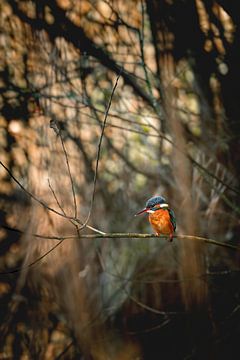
[
  {"left": 149, "top": 209, "right": 174, "bottom": 241},
  {"left": 135, "top": 195, "right": 176, "bottom": 242}
]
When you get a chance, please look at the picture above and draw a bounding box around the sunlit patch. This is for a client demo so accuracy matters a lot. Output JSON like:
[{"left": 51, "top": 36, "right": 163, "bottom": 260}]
[
  {"left": 8, "top": 120, "right": 22, "bottom": 134},
  {"left": 218, "top": 62, "right": 228, "bottom": 75}
]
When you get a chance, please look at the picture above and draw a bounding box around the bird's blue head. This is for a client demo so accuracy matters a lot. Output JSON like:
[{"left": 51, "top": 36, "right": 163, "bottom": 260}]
[{"left": 135, "top": 195, "right": 169, "bottom": 216}]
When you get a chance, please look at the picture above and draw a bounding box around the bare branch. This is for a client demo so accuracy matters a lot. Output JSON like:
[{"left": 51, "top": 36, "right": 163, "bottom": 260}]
[
  {"left": 9, "top": 0, "right": 154, "bottom": 107},
  {"left": 0, "top": 240, "right": 64, "bottom": 275},
  {"left": 78, "top": 71, "right": 121, "bottom": 230},
  {"left": 58, "top": 125, "right": 78, "bottom": 218},
  {"left": 50, "top": 119, "right": 77, "bottom": 218},
  {"left": 2, "top": 225, "right": 239, "bottom": 251},
  {"left": 48, "top": 178, "right": 67, "bottom": 216},
  {"left": 0, "top": 160, "right": 105, "bottom": 235}
]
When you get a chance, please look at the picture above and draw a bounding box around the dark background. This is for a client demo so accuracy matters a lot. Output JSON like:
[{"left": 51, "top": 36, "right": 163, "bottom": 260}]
[{"left": 0, "top": 1, "right": 240, "bottom": 359}]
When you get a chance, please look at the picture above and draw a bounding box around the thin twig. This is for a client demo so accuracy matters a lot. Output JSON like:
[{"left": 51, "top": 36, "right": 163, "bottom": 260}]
[
  {"left": 0, "top": 160, "right": 105, "bottom": 235},
  {"left": 59, "top": 132, "right": 78, "bottom": 218},
  {"left": 2, "top": 226, "right": 239, "bottom": 251},
  {"left": 48, "top": 178, "right": 81, "bottom": 228},
  {"left": 139, "top": 0, "right": 163, "bottom": 122},
  {"left": 78, "top": 71, "right": 121, "bottom": 230},
  {"left": 54, "top": 340, "right": 74, "bottom": 360},
  {"left": 0, "top": 240, "right": 64, "bottom": 275},
  {"left": 1, "top": 226, "right": 239, "bottom": 276},
  {"left": 48, "top": 178, "right": 67, "bottom": 216}
]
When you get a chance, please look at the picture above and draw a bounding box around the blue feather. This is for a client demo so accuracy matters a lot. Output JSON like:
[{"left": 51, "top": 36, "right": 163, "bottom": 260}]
[{"left": 168, "top": 209, "right": 176, "bottom": 231}]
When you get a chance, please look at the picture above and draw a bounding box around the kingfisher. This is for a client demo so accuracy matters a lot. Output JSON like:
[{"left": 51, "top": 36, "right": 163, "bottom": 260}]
[{"left": 135, "top": 195, "right": 176, "bottom": 241}]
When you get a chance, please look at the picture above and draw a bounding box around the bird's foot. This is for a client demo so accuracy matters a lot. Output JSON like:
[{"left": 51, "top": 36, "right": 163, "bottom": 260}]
[
  {"left": 155, "top": 232, "right": 173, "bottom": 242},
  {"left": 169, "top": 234, "right": 173, "bottom": 242}
]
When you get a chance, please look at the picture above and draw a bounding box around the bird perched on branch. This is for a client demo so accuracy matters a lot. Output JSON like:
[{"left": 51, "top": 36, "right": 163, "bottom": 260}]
[{"left": 135, "top": 195, "right": 176, "bottom": 241}]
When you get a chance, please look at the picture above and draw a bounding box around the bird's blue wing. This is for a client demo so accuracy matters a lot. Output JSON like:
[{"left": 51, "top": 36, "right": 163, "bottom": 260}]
[{"left": 168, "top": 209, "right": 176, "bottom": 231}]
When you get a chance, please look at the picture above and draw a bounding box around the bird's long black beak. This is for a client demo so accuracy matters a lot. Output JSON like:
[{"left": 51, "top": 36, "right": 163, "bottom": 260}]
[{"left": 134, "top": 207, "right": 148, "bottom": 216}]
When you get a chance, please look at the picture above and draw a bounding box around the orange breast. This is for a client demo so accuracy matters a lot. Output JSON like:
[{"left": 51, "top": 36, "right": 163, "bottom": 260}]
[{"left": 149, "top": 209, "right": 173, "bottom": 235}]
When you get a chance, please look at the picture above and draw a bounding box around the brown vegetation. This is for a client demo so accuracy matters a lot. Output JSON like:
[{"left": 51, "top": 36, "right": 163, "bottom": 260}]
[{"left": 0, "top": 1, "right": 240, "bottom": 359}]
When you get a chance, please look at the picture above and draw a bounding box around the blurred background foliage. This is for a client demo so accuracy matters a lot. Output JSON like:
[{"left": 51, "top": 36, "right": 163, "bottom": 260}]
[{"left": 0, "top": 0, "right": 240, "bottom": 359}]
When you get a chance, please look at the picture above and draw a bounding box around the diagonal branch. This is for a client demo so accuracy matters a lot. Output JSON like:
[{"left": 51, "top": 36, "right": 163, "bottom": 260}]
[
  {"left": 0, "top": 160, "right": 105, "bottom": 235},
  {"left": 48, "top": 178, "right": 67, "bottom": 216},
  {"left": 78, "top": 71, "right": 121, "bottom": 230},
  {"left": 8, "top": 0, "right": 154, "bottom": 108},
  {"left": 58, "top": 128, "right": 78, "bottom": 218},
  {"left": 0, "top": 240, "right": 64, "bottom": 275}
]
